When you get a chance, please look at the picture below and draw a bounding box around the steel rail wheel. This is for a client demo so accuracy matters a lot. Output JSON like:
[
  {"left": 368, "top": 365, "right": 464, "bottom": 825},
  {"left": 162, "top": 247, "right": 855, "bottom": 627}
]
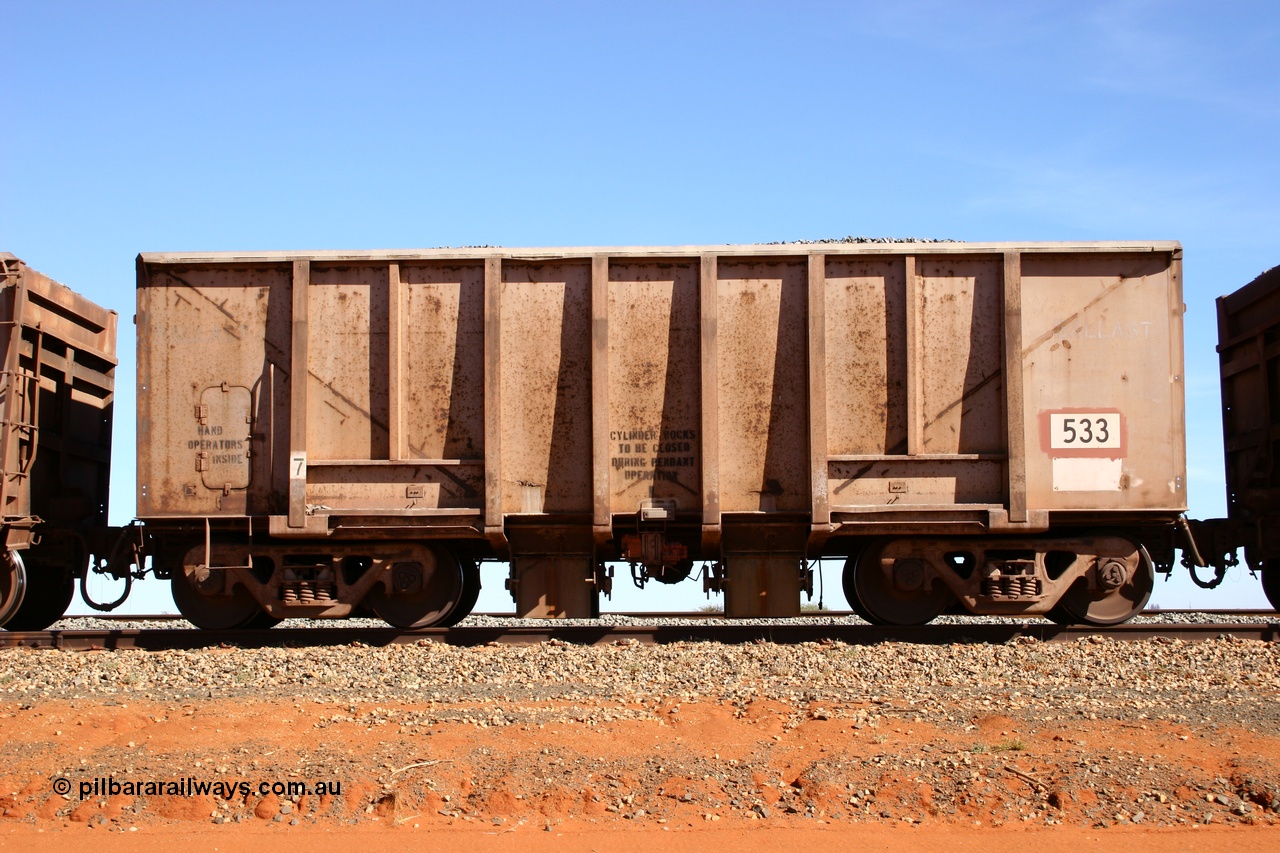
[
  {"left": 435, "top": 558, "right": 481, "bottom": 628},
  {"left": 847, "top": 540, "right": 953, "bottom": 626},
  {"left": 0, "top": 550, "right": 28, "bottom": 628},
  {"left": 1262, "top": 560, "right": 1280, "bottom": 613},
  {"left": 841, "top": 551, "right": 880, "bottom": 624},
  {"left": 1047, "top": 536, "right": 1155, "bottom": 626},
  {"left": 365, "top": 545, "right": 468, "bottom": 629},
  {"left": 6, "top": 562, "right": 77, "bottom": 631},
  {"left": 171, "top": 545, "right": 268, "bottom": 630}
]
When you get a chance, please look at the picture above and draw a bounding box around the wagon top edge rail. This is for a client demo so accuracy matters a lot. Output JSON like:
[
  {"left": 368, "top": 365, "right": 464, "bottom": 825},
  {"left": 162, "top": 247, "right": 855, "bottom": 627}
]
[{"left": 136, "top": 241, "right": 1184, "bottom": 266}]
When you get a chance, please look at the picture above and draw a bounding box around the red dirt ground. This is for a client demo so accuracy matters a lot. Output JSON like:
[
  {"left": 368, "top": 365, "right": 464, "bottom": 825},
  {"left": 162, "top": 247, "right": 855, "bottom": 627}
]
[{"left": 0, "top": 694, "right": 1275, "bottom": 851}]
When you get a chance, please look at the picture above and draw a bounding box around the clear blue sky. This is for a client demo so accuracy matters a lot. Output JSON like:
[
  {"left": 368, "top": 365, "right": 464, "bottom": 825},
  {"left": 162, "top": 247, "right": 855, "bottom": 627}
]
[{"left": 5, "top": 1, "right": 1278, "bottom": 613}]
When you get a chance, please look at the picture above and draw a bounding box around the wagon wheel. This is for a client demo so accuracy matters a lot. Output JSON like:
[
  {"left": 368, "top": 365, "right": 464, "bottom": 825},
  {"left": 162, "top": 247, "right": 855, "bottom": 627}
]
[
  {"left": 0, "top": 550, "right": 28, "bottom": 628},
  {"left": 365, "top": 545, "right": 468, "bottom": 629},
  {"left": 6, "top": 561, "right": 77, "bottom": 631},
  {"left": 846, "top": 540, "right": 954, "bottom": 626},
  {"left": 1260, "top": 560, "right": 1280, "bottom": 613},
  {"left": 171, "top": 544, "right": 267, "bottom": 630},
  {"left": 1047, "top": 535, "right": 1154, "bottom": 626},
  {"left": 841, "top": 545, "right": 880, "bottom": 624},
  {"left": 435, "top": 558, "right": 481, "bottom": 628}
]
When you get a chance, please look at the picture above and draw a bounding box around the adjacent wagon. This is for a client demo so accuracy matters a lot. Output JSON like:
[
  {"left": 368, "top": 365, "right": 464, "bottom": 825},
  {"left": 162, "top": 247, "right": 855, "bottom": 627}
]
[
  {"left": 0, "top": 255, "right": 116, "bottom": 629},
  {"left": 1213, "top": 264, "right": 1280, "bottom": 609}
]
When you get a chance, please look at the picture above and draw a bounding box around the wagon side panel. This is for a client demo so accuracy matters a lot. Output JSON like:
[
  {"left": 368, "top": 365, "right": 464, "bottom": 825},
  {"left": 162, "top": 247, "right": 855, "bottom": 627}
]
[
  {"left": 1020, "top": 252, "right": 1186, "bottom": 513},
  {"left": 605, "top": 259, "right": 702, "bottom": 516},
  {"left": 136, "top": 263, "right": 289, "bottom": 518},
  {"left": 498, "top": 260, "right": 592, "bottom": 516},
  {"left": 714, "top": 257, "right": 809, "bottom": 513}
]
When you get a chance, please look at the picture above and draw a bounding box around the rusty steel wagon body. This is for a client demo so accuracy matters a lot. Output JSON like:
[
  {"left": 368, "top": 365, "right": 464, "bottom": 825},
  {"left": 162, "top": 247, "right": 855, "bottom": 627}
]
[
  {"left": 134, "top": 242, "right": 1186, "bottom": 628},
  {"left": 0, "top": 255, "right": 117, "bottom": 629}
]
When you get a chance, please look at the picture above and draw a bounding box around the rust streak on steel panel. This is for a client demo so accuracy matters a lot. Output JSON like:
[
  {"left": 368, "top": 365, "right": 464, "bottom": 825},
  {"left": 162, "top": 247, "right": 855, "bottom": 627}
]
[
  {"left": 898, "top": 372, "right": 1005, "bottom": 444},
  {"left": 288, "top": 260, "right": 309, "bottom": 528},
  {"left": 161, "top": 271, "right": 241, "bottom": 324},
  {"left": 590, "top": 255, "right": 610, "bottom": 537},
  {"left": 1020, "top": 277, "right": 1129, "bottom": 357},
  {"left": 1003, "top": 251, "right": 1027, "bottom": 523},
  {"left": 304, "top": 371, "right": 389, "bottom": 432},
  {"left": 156, "top": 270, "right": 293, "bottom": 367},
  {"left": 699, "top": 253, "right": 721, "bottom": 555},
  {"left": 808, "top": 252, "right": 830, "bottom": 528}
]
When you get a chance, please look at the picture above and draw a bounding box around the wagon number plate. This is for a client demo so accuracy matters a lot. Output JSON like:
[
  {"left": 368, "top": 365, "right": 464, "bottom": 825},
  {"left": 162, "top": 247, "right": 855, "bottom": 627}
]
[{"left": 1048, "top": 413, "right": 1121, "bottom": 450}]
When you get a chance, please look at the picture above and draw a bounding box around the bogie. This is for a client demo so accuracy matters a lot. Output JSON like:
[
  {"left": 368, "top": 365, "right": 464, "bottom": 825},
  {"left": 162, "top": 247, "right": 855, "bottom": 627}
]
[
  {"left": 843, "top": 534, "right": 1156, "bottom": 626},
  {"left": 165, "top": 539, "right": 479, "bottom": 630}
]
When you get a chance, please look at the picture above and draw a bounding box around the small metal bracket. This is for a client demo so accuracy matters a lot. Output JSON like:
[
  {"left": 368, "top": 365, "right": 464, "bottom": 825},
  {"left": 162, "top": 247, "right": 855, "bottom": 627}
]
[
  {"left": 591, "top": 562, "right": 614, "bottom": 599},
  {"left": 703, "top": 561, "right": 726, "bottom": 596}
]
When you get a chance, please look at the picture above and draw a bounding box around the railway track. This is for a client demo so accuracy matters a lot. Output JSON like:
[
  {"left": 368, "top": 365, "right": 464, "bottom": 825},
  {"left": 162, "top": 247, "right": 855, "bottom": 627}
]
[{"left": 1, "top": 617, "right": 1276, "bottom": 651}]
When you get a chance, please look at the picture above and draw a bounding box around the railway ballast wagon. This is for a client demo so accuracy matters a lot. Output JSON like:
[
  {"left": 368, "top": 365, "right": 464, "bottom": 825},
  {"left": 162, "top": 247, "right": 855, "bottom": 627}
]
[
  {"left": 134, "top": 242, "right": 1186, "bottom": 628},
  {"left": 0, "top": 255, "right": 117, "bottom": 629}
]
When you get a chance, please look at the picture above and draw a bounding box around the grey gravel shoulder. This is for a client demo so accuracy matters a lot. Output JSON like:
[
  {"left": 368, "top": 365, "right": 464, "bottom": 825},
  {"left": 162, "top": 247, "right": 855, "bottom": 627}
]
[
  {"left": 0, "top": 619, "right": 1275, "bottom": 730},
  {"left": 45, "top": 609, "right": 1280, "bottom": 632}
]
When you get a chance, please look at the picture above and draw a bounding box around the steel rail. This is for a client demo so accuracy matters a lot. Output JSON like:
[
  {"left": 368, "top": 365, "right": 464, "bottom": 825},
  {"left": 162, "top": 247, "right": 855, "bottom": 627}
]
[
  {"left": 0, "top": 621, "right": 1276, "bottom": 651},
  {"left": 57, "top": 608, "right": 1280, "bottom": 622}
]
